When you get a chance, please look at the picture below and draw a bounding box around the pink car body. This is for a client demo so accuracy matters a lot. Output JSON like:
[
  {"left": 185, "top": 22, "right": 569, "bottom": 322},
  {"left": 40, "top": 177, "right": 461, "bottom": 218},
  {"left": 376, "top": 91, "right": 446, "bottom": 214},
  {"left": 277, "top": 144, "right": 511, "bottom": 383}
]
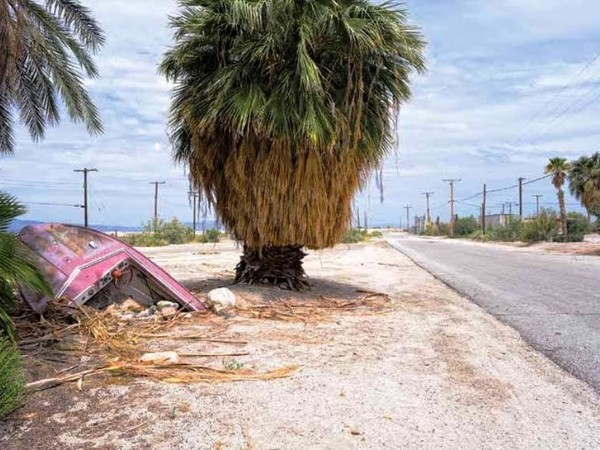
[{"left": 18, "top": 223, "right": 205, "bottom": 313}]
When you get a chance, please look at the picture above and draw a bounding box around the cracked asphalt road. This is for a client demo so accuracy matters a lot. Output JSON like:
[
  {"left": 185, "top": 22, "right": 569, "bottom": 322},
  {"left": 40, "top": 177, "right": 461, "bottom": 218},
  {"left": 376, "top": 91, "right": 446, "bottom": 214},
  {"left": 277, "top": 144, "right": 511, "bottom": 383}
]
[{"left": 387, "top": 234, "right": 600, "bottom": 392}]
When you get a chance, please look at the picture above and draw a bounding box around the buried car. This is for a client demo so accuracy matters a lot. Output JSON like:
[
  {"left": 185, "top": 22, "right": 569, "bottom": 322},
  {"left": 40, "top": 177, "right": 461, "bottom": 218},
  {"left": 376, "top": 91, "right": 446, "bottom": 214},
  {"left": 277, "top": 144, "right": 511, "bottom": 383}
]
[{"left": 18, "top": 223, "right": 206, "bottom": 313}]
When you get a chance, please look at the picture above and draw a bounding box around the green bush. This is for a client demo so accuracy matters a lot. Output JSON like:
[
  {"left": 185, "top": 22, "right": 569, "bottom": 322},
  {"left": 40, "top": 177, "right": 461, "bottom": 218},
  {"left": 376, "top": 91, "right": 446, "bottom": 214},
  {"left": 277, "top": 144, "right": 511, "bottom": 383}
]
[
  {"left": 0, "top": 336, "right": 25, "bottom": 418},
  {"left": 341, "top": 228, "right": 368, "bottom": 243},
  {"left": 121, "top": 218, "right": 194, "bottom": 247},
  {"left": 565, "top": 212, "right": 590, "bottom": 242},
  {"left": 488, "top": 217, "right": 523, "bottom": 242},
  {"left": 196, "top": 228, "right": 221, "bottom": 243},
  {"left": 340, "top": 229, "right": 383, "bottom": 243},
  {"left": 520, "top": 209, "right": 558, "bottom": 243},
  {"left": 468, "top": 230, "right": 493, "bottom": 242},
  {"left": 454, "top": 216, "right": 480, "bottom": 236}
]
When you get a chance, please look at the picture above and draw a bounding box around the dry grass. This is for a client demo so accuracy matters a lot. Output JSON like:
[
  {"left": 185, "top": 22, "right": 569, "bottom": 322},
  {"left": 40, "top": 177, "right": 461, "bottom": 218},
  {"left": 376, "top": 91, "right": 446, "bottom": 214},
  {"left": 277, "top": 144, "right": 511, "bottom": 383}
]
[{"left": 13, "top": 288, "right": 392, "bottom": 391}]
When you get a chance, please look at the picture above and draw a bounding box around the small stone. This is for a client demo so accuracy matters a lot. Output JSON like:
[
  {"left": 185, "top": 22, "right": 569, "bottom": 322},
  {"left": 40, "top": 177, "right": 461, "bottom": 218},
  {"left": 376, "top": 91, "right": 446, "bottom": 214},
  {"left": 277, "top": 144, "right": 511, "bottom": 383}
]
[
  {"left": 120, "top": 298, "right": 145, "bottom": 312},
  {"left": 156, "top": 300, "right": 178, "bottom": 310},
  {"left": 140, "top": 351, "right": 179, "bottom": 364},
  {"left": 183, "top": 313, "right": 193, "bottom": 319},
  {"left": 160, "top": 306, "right": 178, "bottom": 317},
  {"left": 207, "top": 288, "right": 236, "bottom": 312},
  {"left": 136, "top": 306, "right": 156, "bottom": 318}
]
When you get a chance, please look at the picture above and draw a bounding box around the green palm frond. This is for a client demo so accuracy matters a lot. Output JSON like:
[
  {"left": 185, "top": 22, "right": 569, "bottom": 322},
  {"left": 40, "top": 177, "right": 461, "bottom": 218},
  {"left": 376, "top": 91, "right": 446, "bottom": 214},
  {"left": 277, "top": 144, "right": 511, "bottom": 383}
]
[
  {"left": 161, "top": 0, "right": 426, "bottom": 249},
  {"left": 545, "top": 157, "right": 571, "bottom": 190},
  {"left": 569, "top": 152, "right": 600, "bottom": 217},
  {"left": 0, "top": 192, "right": 52, "bottom": 340},
  {"left": 0, "top": 0, "right": 104, "bottom": 154}
]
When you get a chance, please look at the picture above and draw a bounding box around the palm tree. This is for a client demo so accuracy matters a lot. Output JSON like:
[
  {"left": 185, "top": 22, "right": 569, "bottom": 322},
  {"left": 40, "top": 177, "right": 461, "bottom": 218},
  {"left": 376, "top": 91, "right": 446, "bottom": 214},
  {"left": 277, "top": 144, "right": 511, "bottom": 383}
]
[
  {"left": 569, "top": 153, "right": 600, "bottom": 219},
  {"left": 0, "top": 0, "right": 104, "bottom": 154},
  {"left": 161, "top": 0, "right": 426, "bottom": 288},
  {"left": 545, "top": 157, "right": 571, "bottom": 241}
]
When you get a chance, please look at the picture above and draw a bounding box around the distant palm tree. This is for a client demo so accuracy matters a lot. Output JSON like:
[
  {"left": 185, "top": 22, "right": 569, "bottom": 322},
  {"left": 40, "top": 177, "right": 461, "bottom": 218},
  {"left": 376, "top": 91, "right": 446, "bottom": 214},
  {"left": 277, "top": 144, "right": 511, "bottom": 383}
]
[
  {"left": 569, "top": 153, "right": 600, "bottom": 219},
  {"left": 161, "top": 0, "right": 426, "bottom": 288},
  {"left": 0, "top": 0, "right": 105, "bottom": 154},
  {"left": 545, "top": 157, "right": 571, "bottom": 241}
]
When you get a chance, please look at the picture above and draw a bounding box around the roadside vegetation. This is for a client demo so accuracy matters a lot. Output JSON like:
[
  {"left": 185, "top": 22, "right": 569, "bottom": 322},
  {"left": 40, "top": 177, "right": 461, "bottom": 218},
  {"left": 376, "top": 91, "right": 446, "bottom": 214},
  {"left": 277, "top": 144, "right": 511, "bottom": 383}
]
[
  {"left": 120, "top": 218, "right": 223, "bottom": 247},
  {"left": 424, "top": 209, "right": 591, "bottom": 244},
  {"left": 341, "top": 228, "right": 384, "bottom": 244}
]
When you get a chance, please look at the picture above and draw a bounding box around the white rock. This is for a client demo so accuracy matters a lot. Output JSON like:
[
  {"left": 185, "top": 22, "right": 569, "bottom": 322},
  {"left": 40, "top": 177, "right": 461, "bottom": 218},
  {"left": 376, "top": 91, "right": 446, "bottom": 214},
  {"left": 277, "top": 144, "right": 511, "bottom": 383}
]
[
  {"left": 140, "top": 351, "right": 180, "bottom": 364},
  {"left": 156, "top": 300, "right": 178, "bottom": 310},
  {"left": 207, "top": 287, "right": 236, "bottom": 311}
]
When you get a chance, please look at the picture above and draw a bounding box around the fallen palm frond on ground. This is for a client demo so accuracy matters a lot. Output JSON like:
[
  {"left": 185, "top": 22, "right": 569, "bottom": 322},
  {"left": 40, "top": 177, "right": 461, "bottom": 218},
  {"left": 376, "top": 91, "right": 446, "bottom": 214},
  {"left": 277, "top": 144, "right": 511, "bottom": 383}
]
[
  {"left": 234, "top": 291, "right": 392, "bottom": 323},
  {"left": 15, "top": 302, "right": 297, "bottom": 391},
  {"left": 27, "top": 361, "right": 298, "bottom": 391}
]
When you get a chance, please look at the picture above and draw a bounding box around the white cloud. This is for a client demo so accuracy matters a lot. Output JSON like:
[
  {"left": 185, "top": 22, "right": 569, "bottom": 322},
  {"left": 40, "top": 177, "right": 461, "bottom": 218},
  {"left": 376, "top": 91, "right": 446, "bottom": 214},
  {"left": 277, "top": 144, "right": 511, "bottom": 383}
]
[{"left": 4, "top": 0, "right": 596, "bottom": 227}]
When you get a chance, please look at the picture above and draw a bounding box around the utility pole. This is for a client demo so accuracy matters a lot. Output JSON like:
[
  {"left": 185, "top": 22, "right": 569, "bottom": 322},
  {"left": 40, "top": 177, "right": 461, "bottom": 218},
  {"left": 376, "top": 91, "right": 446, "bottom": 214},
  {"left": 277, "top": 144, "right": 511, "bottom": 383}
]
[
  {"left": 189, "top": 191, "right": 198, "bottom": 234},
  {"left": 404, "top": 205, "right": 412, "bottom": 233},
  {"left": 533, "top": 194, "right": 543, "bottom": 217},
  {"left": 74, "top": 168, "right": 98, "bottom": 228},
  {"left": 150, "top": 181, "right": 166, "bottom": 224},
  {"left": 507, "top": 201, "right": 518, "bottom": 216},
  {"left": 482, "top": 183, "right": 487, "bottom": 234},
  {"left": 518, "top": 177, "right": 526, "bottom": 218},
  {"left": 443, "top": 179, "right": 461, "bottom": 236},
  {"left": 421, "top": 191, "right": 435, "bottom": 224}
]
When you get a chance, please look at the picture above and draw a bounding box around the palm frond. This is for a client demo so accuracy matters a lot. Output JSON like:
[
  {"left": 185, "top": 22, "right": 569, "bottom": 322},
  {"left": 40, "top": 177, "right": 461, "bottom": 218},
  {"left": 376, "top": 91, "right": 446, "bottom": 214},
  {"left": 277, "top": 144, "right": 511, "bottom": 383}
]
[{"left": 0, "top": 0, "right": 104, "bottom": 154}]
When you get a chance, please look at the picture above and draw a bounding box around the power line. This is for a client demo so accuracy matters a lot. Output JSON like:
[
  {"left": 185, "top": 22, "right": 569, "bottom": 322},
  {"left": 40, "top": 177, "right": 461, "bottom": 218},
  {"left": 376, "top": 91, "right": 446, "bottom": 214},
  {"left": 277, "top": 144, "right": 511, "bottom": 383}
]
[{"left": 24, "top": 201, "right": 84, "bottom": 208}]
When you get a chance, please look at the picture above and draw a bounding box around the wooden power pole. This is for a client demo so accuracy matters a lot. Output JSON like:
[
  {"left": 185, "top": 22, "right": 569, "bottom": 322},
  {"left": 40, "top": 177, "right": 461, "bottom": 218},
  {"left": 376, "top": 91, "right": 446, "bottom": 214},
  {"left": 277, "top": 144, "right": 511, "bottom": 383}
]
[
  {"left": 150, "top": 181, "right": 166, "bottom": 224},
  {"left": 482, "top": 183, "right": 487, "bottom": 233},
  {"left": 421, "top": 191, "right": 435, "bottom": 224},
  {"left": 404, "top": 205, "right": 412, "bottom": 233},
  {"left": 518, "top": 177, "right": 526, "bottom": 218},
  {"left": 443, "top": 179, "right": 461, "bottom": 236},
  {"left": 533, "top": 194, "right": 543, "bottom": 217},
  {"left": 74, "top": 168, "right": 98, "bottom": 228}
]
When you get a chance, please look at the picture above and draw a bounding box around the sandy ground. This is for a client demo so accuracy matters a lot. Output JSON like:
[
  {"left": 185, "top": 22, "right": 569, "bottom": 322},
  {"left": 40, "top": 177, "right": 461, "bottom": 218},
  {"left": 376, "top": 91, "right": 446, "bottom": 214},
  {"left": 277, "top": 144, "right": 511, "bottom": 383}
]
[{"left": 2, "top": 240, "right": 600, "bottom": 449}]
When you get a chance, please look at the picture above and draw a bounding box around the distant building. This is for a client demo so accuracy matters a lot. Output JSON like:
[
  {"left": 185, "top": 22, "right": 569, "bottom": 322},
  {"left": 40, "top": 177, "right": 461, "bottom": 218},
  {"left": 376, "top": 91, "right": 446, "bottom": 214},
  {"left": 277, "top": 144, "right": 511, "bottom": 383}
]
[{"left": 483, "top": 213, "right": 515, "bottom": 228}]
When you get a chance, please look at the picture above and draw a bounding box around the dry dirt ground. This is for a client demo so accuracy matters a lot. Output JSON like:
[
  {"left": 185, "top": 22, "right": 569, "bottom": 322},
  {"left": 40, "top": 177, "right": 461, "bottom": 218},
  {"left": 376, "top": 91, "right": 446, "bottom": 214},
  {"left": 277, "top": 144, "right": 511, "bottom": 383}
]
[{"left": 2, "top": 240, "right": 600, "bottom": 449}]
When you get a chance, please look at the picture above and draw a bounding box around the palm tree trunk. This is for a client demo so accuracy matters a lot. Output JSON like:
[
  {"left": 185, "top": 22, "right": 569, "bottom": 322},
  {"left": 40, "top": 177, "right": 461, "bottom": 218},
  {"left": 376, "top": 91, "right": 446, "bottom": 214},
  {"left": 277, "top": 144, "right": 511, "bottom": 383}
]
[
  {"left": 235, "top": 245, "right": 309, "bottom": 290},
  {"left": 558, "top": 188, "right": 568, "bottom": 241}
]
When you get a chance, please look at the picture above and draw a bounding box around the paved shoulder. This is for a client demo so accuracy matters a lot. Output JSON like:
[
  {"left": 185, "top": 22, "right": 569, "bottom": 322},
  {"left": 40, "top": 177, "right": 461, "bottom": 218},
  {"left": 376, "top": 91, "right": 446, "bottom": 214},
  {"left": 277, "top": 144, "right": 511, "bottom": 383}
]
[{"left": 387, "top": 236, "right": 600, "bottom": 392}]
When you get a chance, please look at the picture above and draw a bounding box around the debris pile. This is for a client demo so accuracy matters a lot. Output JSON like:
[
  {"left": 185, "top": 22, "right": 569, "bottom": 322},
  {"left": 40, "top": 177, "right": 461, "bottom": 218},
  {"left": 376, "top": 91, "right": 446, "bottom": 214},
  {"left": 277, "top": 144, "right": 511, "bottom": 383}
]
[{"left": 15, "top": 302, "right": 297, "bottom": 391}]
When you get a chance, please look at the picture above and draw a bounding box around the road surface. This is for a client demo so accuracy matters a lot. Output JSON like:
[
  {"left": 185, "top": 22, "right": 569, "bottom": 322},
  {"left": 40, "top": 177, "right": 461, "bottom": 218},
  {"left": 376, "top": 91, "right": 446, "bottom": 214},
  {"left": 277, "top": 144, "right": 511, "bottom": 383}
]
[{"left": 387, "top": 234, "right": 600, "bottom": 391}]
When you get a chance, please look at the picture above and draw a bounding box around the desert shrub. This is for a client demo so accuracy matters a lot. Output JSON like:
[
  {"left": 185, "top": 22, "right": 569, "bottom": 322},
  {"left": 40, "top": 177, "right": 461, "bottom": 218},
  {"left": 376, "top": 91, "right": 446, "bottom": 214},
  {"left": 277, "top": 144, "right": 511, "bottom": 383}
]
[
  {"left": 487, "top": 217, "right": 522, "bottom": 242},
  {"left": 196, "top": 228, "right": 221, "bottom": 243},
  {"left": 340, "top": 229, "right": 385, "bottom": 243},
  {"left": 520, "top": 209, "right": 558, "bottom": 243},
  {"left": 468, "top": 230, "right": 493, "bottom": 242},
  {"left": 121, "top": 218, "right": 194, "bottom": 247},
  {"left": 454, "top": 216, "right": 479, "bottom": 237},
  {"left": 341, "top": 228, "right": 368, "bottom": 243},
  {"left": 0, "top": 336, "right": 25, "bottom": 418},
  {"left": 565, "top": 212, "right": 590, "bottom": 242}
]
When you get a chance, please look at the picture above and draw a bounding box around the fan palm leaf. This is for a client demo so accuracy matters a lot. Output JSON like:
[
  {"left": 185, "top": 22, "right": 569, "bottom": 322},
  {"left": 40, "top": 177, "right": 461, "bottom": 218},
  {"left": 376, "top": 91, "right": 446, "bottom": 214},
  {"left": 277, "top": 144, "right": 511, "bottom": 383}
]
[{"left": 569, "top": 153, "right": 600, "bottom": 218}]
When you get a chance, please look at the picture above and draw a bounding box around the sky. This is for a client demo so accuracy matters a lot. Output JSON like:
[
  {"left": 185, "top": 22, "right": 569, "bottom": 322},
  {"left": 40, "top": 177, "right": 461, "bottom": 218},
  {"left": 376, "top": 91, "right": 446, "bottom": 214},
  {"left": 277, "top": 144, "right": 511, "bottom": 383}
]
[{"left": 2, "top": 0, "right": 600, "bottom": 228}]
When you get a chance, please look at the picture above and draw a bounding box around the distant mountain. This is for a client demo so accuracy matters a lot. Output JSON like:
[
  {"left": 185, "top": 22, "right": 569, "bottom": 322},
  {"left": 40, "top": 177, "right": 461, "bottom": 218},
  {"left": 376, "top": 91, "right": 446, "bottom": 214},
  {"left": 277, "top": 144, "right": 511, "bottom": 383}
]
[
  {"left": 10, "top": 219, "right": 142, "bottom": 233},
  {"left": 9, "top": 219, "right": 219, "bottom": 233}
]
